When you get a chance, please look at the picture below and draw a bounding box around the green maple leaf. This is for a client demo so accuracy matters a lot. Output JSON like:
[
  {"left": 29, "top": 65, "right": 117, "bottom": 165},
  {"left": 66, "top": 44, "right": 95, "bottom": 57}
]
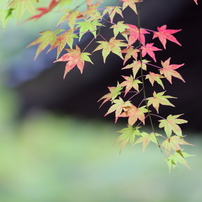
[
  {"left": 167, "top": 151, "right": 194, "bottom": 172},
  {"left": 27, "top": 29, "right": 63, "bottom": 60},
  {"left": 9, "top": 0, "right": 37, "bottom": 23},
  {"left": 115, "top": 125, "right": 141, "bottom": 153},
  {"left": 0, "top": 8, "right": 14, "bottom": 28},
  {"left": 102, "top": 6, "right": 123, "bottom": 23},
  {"left": 145, "top": 72, "right": 165, "bottom": 89},
  {"left": 160, "top": 58, "right": 185, "bottom": 84},
  {"left": 122, "top": 59, "right": 148, "bottom": 78},
  {"left": 120, "top": 75, "right": 142, "bottom": 96},
  {"left": 134, "top": 132, "right": 160, "bottom": 152},
  {"left": 98, "top": 82, "right": 123, "bottom": 107},
  {"left": 104, "top": 97, "right": 131, "bottom": 123},
  {"left": 93, "top": 37, "right": 127, "bottom": 63},
  {"left": 159, "top": 114, "right": 188, "bottom": 138},
  {"left": 76, "top": 19, "right": 103, "bottom": 40},
  {"left": 54, "top": 45, "right": 93, "bottom": 78},
  {"left": 110, "top": 21, "right": 129, "bottom": 38},
  {"left": 161, "top": 135, "right": 194, "bottom": 156},
  {"left": 147, "top": 91, "right": 176, "bottom": 113}
]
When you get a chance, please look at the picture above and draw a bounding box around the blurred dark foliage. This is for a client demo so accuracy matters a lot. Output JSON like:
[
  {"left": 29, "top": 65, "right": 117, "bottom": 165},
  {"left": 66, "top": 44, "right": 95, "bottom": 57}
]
[{"left": 15, "top": 0, "right": 202, "bottom": 132}]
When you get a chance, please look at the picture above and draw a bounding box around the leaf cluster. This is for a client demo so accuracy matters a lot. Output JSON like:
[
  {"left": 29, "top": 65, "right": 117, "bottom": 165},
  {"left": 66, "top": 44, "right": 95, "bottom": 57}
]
[{"left": 0, "top": 0, "right": 198, "bottom": 171}]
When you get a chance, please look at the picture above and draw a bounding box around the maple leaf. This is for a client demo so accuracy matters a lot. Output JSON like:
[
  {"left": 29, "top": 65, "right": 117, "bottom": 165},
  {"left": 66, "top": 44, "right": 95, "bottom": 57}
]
[
  {"left": 160, "top": 58, "right": 185, "bottom": 83},
  {"left": 145, "top": 72, "right": 165, "bottom": 89},
  {"left": 120, "top": 104, "right": 148, "bottom": 126},
  {"left": 53, "top": 45, "right": 93, "bottom": 78},
  {"left": 93, "top": 37, "right": 127, "bottom": 63},
  {"left": 76, "top": 19, "right": 103, "bottom": 40},
  {"left": 120, "top": 0, "right": 142, "bottom": 14},
  {"left": 167, "top": 151, "right": 193, "bottom": 172},
  {"left": 159, "top": 114, "right": 188, "bottom": 138},
  {"left": 24, "top": 0, "right": 60, "bottom": 22},
  {"left": 161, "top": 135, "right": 194, "bottom": 156},
  {"left": 104, "top": 97, "right": 132, "bottom": 122},
  {"left": 121, "top": 46, "right": 139, "bottom": 65},
  {"left": 0, "top": 8, "right": 14, "bottom": 28},
  {"left": 120, "top": 75, "right": 142, "bottom": 96},
  {"left": 82, "top": 1, "right": 102, "bottom": 21},
  {"left": 124, "top": 24, "right": 149, "bottom": 45},
  {"left": 153, "top": 25, "right": 182, "bottom": 49},
  {"left": 48, "top": 29, "right": 78, "bottom": 58},
  {"left": 57, "top": 9, "right": 82, "bottom": 30},
  {"left": 110, "top": 21, "right": 129, "bottom": 38},
  {"left": 9, "top": 0, "right": 37, "bottom": 23},
  {"left": 141, "top": 43, "right": 162, "bottom": 62},
  {"left": 115, "top": 125, "right": 141, "bottom": 153},
  {"left": 122, "top": 59, "right": 148, "bottom": 78},
  {"left": 102, "top": 6, "right": 123, "bottom": 23},
  {"left": 147, "top": 91, "right": 176, "bottom": 113},
  {"left": 98, "top": 83, "right": 123, "bottom": 107},
  {"left": 194, "top": 0, "right": 198, "bottom": 4},
  {"left": 134, "top": 132, "right": 160, "bottom": 152},
  {"left": 27, "top": 29, "right": 63, "bottom": 60}
]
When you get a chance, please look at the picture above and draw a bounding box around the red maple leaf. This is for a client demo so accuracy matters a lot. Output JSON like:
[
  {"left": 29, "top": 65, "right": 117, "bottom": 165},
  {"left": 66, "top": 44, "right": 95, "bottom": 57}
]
[
  {"left": 194, "top": 0, "right": 198, "bottom": 4},
  {"left": 124, "top": 24, "right": 149, "bottom": 46},
  {"left": 141, "top": 43, "right": 162, "bottom": 62},
  {"left": 153, "top": 25, "right": 182, "bottom": 49},
  {"left": 54, "top": 45, "right": 93, "bottom": 78},
  {"left": 25, "top": 0, "right": 60, "bottom": 22}
]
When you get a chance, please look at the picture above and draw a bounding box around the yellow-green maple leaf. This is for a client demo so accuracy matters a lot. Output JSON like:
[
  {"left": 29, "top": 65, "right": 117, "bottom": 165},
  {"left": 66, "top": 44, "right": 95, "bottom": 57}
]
[
  {"left": 115, "top": 125, "right": 141, "bottom": 153},
  {"left": 147, "top": 91, "right": 176, "bottom": 113},
  {"left": 93, "top": 37, "right": 127, "bottom": 63},
  {"left": 27, "top": 29, "right": 63, "bottom": 60},
  {"left": 161, "top": 135, "right": 194, "bottom": 156},
  {"left": 98, "top": 82, "right": 123, "bottom": 107},
  {"left": 105, "top": 97, "right": 131, "bottom": 122},
  {"left": 159, "top": 114, "right": 187, "bottom": 138},
  {"left": 120, "top": 75, "right": 142, "bottom": 96}
]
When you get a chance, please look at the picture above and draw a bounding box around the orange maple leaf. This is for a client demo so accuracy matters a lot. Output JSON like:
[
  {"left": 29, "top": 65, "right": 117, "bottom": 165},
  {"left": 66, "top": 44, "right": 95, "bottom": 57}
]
[
  {"left": 54, "top": 45, "right": 93, "bottom": 78},
  {"left": 153, "top": 25, "right": 182, "bottom": 49},
  {"left": 121, "top": 46, "right": 139, "bottom": 65},
  {"left": 120, "top": 104, "right": 148, "bottom": 126},
  {"left": 160, "top": 58, "right": 185, "bottom": 84}
]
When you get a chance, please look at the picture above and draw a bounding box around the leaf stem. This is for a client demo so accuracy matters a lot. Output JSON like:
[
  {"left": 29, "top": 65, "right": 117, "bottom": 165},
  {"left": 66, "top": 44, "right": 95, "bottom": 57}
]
[{"left": 137, "top": 1, "right": 161, "bottom": 149}]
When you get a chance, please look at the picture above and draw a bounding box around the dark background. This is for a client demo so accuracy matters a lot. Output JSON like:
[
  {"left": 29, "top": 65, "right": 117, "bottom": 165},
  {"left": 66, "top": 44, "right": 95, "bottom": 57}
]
[{"left": 11, "top": 0, "right": 202, "bottom": 132}]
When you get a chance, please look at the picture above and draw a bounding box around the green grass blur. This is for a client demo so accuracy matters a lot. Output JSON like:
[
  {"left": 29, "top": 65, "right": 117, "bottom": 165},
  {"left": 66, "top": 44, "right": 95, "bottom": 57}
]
[{"left": 0, "top": 85, "right": 201, "bottom": 202}]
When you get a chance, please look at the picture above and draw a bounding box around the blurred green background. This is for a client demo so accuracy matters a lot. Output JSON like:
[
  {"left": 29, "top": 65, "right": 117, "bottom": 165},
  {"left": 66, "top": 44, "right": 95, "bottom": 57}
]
[
  {"left": 0, "top": 0, "right": 202, "bottom": 201},
  {"left": 0, "top": 85, "right": 202, "bottom": 202}
]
